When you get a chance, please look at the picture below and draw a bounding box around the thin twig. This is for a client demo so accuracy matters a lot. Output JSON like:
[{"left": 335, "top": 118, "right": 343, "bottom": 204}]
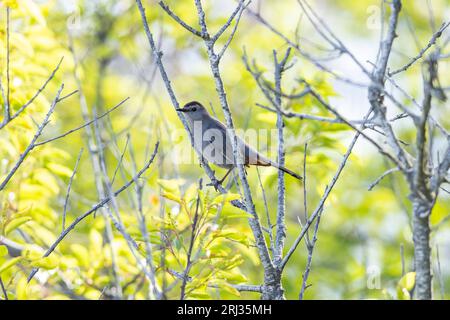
[
  {"left": 0, "top": 276, "right": 7, "bottom": 300},
  {"left": 5, "top": 7, "right": 11, "bottom": 122},
  {"left": 135, "top": 0, "right": 248, "bottom": 212},
  {"left": 303, "top": 143, "right": 310, "bottom": 245},
  {"left": 0, "top": 57, "right": 64, "bottom": 129},
  {"left": 256, "top": 167, "right": 273, "bottom": 254},
  {"left": 299, "top": 208, "right": 322, "bottom": 299},
  {"left": 158, "top": 1, "right": 204, "bottom": 38},
  {"left": 35, "top": 97, "right": 129, "bottom": 146},
  {"left": 400, "top": 244, "right": 405, "bottom": 276},
  {"left": 212, "top": 1, "right": 245, "bottom": 41},
  {"left": 217, "top": 1, "right": 249, "bottom": 60},
  {"left": 62, "top": 148, "right": 84, "bottom": 231},
  {"left": 180, "top": 179, "right": 202, "bottom": 300},
  {"left": 389, "top": 22, "right": 450, "bottom": 76},
  {"left": 0, "top": 84, "right": 64, "bottom": 191},
  {"left": 273, "top": 48, "right": 291, "bottom": 266},
  {"left": 309, "top": 89, "right": 404, "bottom": 170},
  {"left": 27, "top": 142, "right": 159, "bottom": 283},
  {"left": 368, "top": 167, "right": 399, "bottom": 191},
  {"left": 436, "top": 245, "right": 445, "bottom": 299},
  {"left": 281, "top": 107, "right": 374, "bottom": 271}
]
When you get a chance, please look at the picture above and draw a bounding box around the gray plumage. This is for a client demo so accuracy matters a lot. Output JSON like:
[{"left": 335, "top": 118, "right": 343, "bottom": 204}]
[{"left": 177, "top": 101, "right": 302, "bottom": 181}]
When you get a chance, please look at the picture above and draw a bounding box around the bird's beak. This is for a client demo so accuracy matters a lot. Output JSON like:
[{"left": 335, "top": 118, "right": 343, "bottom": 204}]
[{"left": 176, "top": 108, "right": 187, "bottom": 112}]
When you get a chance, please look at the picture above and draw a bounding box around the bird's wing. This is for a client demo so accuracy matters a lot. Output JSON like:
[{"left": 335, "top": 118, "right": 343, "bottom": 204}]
[
  {"left": 243, "top": 141, "right": 271, "bottom": 166},
  {"left": 203, "top": 117, "right": 235, "bottom": 167},
  {"left": 209, "top": 117, "right": 271, "bottom": 167}
]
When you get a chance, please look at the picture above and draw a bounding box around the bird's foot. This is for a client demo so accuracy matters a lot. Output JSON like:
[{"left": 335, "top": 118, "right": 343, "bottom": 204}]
[
  {"left": 207, "top": 177, "right": 223, "bottom": 191},
  {"left": 206, "top": 181, "right": 220, "bottom": 191}
]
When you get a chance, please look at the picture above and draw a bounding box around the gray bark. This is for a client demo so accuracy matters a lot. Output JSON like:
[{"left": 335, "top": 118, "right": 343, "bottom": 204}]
[{"left": 412, "top": 203, "right": 432, "bottom": 299}]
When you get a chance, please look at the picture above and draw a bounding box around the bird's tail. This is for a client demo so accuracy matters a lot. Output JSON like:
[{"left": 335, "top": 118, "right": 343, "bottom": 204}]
[
  {"left": 266, "top": 160, "right": 303, "bottom": 181},
  {"left": 253, "top": 154, "right": 302, "bottom": 180}
]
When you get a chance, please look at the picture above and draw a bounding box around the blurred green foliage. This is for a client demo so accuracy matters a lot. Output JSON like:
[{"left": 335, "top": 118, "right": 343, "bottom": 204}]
[{"left": 0, "top": 0, "right": 449, "bottom": 300}]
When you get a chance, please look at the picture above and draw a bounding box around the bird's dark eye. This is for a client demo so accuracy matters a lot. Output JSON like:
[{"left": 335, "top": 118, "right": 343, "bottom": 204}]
[{"left": 192, "top": 107, "right": 197, "bottom": 112}]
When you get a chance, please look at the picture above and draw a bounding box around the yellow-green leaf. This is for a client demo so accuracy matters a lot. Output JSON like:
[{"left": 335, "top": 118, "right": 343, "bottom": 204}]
[
  {"left": 46, "top": 163, "right": 73, "bottom": 178},
  {"left": 212, "top": 193, "right": 241, "bottom": 205},
  {"left": 211, "top": 279, "right": 240, "bottom": 297},
  {"left": 0, "top": 257, "right": 22, "bottom": 274},
  {"left": 397, "top": 272, "right": 416, "bottom": 300},
  {"left": 22, "top": 244, "right": 45, "bottom": 260},
  {"left": 0, "top": 246, "right": 8, "bottom": 257},
  {"left": 157, "top": 178, "right": 184, "bottom": 194},
  {"left": 5, "top": 216, "right": 32, "bottom": 235},
  {"left": 162, "top": 192, "right": 183, "bottom": 203},
  {"left": 30, "top": 256, "right": 59, "bottom": 269}
]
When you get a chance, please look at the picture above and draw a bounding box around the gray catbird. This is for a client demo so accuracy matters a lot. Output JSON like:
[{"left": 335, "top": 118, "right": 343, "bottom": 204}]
[{"left": 177, "top": 101, "right": 302, "bottom": 184}]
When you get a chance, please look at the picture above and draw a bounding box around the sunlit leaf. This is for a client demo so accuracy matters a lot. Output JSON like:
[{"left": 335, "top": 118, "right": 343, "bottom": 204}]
[
  {"left": 211, "top": 193, "right": 241, "bottom": 205},
  {"left": 5, "top": 216, "right": 32, "bottom": 235},
  {"left": 0, "top": 257, "right": 22, "bottom": 274},
  {"left": 397, "top": 272, "right": 416, "bottom": 300}
]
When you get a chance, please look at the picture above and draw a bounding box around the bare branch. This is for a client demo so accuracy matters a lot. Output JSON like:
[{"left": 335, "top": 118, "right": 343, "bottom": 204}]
[
  {"left": 217, "top": 1, "right": 249, "bottom": 60},
  {"left": 27, "top": 142, "right": 159, "bottom": 283},
  {"left": 0, "top": 84, "right": 64, "bottom": 192},
  {"left": 34, "top": 97, "right": 129, "bottom": 146},
  {"left": 0, "top": 276, "right": 7, "bottom": 300},
  {"left": 62, "top": 148, "right": 83, "bottom": 231},
  {"left": 309, "top": 89, "right": 404, "bottom": 170},
  {"left": 297, "top": 0, "right": 371, "bottom": 78},
  {"left": 212, "top": 0, "right": 245, "bottom": 41},
  {"left": 256, "top": 167, "right": 274, "bottom": 254},
  {"left": 255, "top": 102, "right": 373, "bottom": 125},
  {"left": 180, "top": 179, "right": 202, "bottom": 300},
  {"left": 0, "top": 57, "right": 64, "bottom": 129},
  {"left": 246, "top": 7, "right": 370, "bottom": 88},
  {"left": 158, "top": 1, "right": 204, "bottom": 38},
  {"left": 302, "top": 143, "right": 310, "bottom": 246},
  {"left": 209, "top": 283, "right": 263, "bottom": 293},
  {"left": 368, "top": 167, "right": 400, "bottom": 191},
  {"left": 135, "top": 0, "right": 247, "bottom": 211},
  {"left": 435, "top": 245, "right": 445, "bottom": 299},
  {"left": 5, "top": 7, "right": 11, "bottom": 122},
  {"left": 193, "top": 0, "right": 209, "bottom": 38},
  {"left": 299, "top": 208, "right": 322, "bottom": 300},
  {"left": 389, "top": 22, "right": 450, "bottom": 76},
  {"left": 281, "top": 107, "right": 374, "bottom": 270},
  {"left": 273, "top": 48, "right": 291, "bottom": 266}
]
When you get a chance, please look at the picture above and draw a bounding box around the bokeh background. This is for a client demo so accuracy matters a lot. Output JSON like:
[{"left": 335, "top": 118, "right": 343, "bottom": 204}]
[{"left": 0, "top": 0, "right": 449, "bottom": 299}]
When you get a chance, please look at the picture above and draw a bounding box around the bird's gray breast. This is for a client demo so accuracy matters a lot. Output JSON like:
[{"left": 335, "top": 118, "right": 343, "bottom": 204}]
[{"left": 191, "top": 117, "right": 234, "bottom": 168}]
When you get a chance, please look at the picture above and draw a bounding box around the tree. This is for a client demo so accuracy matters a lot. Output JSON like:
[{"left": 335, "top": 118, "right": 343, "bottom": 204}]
[{"left": 1, "top": 0, "right": 449, "bottom": 300}]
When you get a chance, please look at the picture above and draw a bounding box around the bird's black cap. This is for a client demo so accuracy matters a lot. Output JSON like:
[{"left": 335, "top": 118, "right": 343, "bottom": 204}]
[{"left": 183, "top": 101, "right": 202, "bottom": 108}]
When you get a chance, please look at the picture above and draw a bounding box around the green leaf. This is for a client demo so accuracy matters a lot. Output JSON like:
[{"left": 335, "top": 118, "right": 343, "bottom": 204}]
[
  {"left": 397, "top": 272, "right": 415, "bottom": 300},
  {"left": 46, "top": 163, "right": 73, "bottom": 178},
  {"left": 212, "top": 193, "right": 241, "bottom": 205},
  {"left": 22, "top": 244, "right": 45, "bottom": 260},
  {"left": 162, "top": 192, "right": 183, "bottom": 203},
  {"left": 0, "top": 246, "right": 8, "bottom": 257},
  {"left": 210, "top": 279, "right": 240, "bottom": 297},
  {"left": 0, "top": 257, "right": 22, "bottom": 274},
  {"left": 5, "top": 216, "right": 32, "bottom": 235},
  {"left": 89, "top": 229, "right": 103, "bottom": 256},
  {"left": 31, "top": 256, "right": 59, "bottom": 269},
  {"left": 22, "top": 0, "right": 46, "bottom": 25},
  {"left": 220, "top": 203, "right": 252, "bottom": 219},
  {"left": 157, "top": 179, "right": 184, "bottom": 194},
  {"left": 256, "top": 112, "right": 276, "bottom": 125},
  {"left": 70, "top": 244, "right": 90, "bottom": 268},
  {"left": 217, "top": 270, "right": 248, "bottom": 284}
]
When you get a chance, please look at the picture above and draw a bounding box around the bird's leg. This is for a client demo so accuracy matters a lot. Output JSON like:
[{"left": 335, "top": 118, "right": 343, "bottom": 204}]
[
  {"left": 207, "top": 167, "right": 233, "bottom": 191},
  {"left": 218, "top": 167, "right": 233, "bottom": 184}
]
